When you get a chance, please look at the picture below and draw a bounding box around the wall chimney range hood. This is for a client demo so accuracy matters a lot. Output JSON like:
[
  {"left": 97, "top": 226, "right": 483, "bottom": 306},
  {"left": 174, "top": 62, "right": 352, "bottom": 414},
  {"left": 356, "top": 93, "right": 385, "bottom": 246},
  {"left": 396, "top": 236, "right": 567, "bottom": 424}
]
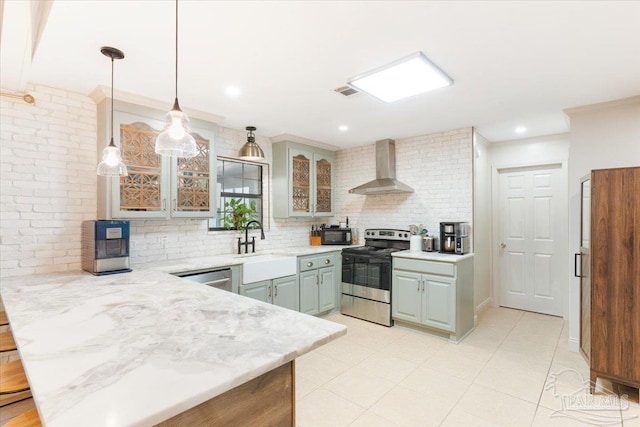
[{"left": 349, "top": 139, "right": 413, "bottom": 195}]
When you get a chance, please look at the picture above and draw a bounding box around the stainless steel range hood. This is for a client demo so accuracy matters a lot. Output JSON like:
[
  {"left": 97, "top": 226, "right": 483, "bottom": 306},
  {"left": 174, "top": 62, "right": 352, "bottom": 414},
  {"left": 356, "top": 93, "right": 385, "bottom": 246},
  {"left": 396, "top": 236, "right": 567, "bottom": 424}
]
[{"left": 349, "top": 139, "right": 414, "bottom": 195}]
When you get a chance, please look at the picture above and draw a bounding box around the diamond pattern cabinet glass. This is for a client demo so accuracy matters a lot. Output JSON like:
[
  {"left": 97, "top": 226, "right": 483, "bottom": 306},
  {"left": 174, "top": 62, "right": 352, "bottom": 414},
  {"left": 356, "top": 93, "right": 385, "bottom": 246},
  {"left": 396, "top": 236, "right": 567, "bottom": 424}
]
[
  {"left": 108, "top": 109, "right": 170, "bottom": 219},
  {"left": 99, "top": 102, "right": 216, "bottom": 220},
  {"left": 315, "top": 157, "right": 332, "bottom": 214},
  {"left": 291, "top": 150, "right": 311, "bottom": 214},
  {"left": 272, "top": 141, "right": 335, "bottom": 218},
  {"left": 171, "top": 131, "right": 215, "bottom": 218},
  {"left": 120, "top": 123, "right": 164, "bottom": 213}
]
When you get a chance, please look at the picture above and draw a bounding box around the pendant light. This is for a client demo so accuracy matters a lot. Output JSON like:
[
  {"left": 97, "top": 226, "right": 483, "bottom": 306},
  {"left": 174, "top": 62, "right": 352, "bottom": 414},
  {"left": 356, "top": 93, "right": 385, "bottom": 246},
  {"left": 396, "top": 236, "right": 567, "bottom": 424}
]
[
  {"left": 155, "top": 0, "right": 197, "bottom": 158},
  {"left": 97, "top": 46, "right": 128, "bottom": 176},
  {"left": 238, "top": 126, "right": 265, "bottom": 161}
]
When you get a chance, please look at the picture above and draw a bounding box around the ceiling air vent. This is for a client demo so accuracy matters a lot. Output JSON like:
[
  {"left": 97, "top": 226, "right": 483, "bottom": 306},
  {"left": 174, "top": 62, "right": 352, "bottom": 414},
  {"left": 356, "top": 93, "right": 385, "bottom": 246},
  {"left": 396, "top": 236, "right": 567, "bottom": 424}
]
[{"left": 334, "top": 85, "right": 359, "bottom": 96}]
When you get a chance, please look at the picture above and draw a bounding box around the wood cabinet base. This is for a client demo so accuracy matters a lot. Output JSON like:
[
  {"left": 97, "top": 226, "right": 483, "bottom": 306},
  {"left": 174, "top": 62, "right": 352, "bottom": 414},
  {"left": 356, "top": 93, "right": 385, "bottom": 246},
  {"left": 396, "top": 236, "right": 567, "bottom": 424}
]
[
  {"left": 157, "top": 361, "right": 295, "bottom": 427},
  {"left": 590, "top": 369, "right": 640, "bottom": 395}
]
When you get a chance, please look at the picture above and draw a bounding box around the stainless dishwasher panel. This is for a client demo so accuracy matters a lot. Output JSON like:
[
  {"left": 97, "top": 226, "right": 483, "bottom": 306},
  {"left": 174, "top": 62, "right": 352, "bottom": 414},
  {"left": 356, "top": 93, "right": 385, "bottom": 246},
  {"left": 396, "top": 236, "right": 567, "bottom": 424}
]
[{"left": 174, "top": 268, "right": 233, "bottom": 292}]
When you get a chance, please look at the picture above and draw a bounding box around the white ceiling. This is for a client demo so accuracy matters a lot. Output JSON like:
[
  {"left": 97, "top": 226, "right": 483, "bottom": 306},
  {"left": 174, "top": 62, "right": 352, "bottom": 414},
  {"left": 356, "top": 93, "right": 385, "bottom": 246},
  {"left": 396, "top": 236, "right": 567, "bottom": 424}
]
[{"left": 3, "top": 1, "right": 640, "bottom": 148}]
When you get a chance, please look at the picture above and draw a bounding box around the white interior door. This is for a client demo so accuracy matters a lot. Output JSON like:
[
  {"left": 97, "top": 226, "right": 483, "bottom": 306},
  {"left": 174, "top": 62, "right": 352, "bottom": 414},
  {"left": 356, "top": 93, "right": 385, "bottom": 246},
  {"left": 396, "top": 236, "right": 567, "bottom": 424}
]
[{"left": 498, "top": 165, "right": 563, "bottom": 316}]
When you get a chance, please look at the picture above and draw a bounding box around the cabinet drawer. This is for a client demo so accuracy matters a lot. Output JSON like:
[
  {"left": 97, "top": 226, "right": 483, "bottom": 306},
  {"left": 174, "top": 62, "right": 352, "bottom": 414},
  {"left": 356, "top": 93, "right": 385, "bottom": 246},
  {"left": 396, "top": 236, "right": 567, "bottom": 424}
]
[
  {"left": 393, "top": 258, "right": 455, "bottom": 277},
  {"left": 299, "top": 253, "right": 336, "bottom": 272}
]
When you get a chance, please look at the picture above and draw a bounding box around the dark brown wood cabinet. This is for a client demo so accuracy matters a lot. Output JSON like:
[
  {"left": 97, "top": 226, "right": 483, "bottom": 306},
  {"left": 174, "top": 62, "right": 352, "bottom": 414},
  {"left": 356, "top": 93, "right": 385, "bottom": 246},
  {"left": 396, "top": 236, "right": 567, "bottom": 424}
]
[{"left": 580, "top": 167, "right": 640, "bottom": 393}]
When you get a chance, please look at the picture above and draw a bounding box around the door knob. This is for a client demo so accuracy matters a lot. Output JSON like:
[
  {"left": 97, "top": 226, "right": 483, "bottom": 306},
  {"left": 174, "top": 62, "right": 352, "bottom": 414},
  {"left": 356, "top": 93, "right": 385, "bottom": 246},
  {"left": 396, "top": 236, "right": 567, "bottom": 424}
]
[{"left": 500, "top": 242, "right": 507, "bottom": 249}]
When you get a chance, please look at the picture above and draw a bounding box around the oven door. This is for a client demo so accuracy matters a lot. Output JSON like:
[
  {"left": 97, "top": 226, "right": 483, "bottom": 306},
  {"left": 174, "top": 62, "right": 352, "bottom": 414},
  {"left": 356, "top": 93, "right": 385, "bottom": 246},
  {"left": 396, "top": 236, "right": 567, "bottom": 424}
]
[{"left": 353, "top": 256, "right": 391, "bottom": 291}]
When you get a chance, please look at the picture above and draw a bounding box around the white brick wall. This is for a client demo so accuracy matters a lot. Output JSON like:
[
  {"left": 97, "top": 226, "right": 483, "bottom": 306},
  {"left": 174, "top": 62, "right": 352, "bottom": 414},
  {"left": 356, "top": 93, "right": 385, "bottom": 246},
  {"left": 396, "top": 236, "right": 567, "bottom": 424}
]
[
  {"left": 1, "top": 84, "right": 97, "bottom": 278},
  {"left": 0, "top": 82, "right": 473, "bottom": 278},
  {"left": 334, "top": 128, "right": 473, "bottom": 242}
]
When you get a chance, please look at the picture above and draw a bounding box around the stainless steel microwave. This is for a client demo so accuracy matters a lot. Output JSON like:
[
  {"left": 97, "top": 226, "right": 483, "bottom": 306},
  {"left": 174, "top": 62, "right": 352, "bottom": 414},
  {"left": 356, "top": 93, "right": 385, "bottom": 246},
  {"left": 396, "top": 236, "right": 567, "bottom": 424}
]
[{"left": 321, "top": 228, "right": 352, "bottom": 245}]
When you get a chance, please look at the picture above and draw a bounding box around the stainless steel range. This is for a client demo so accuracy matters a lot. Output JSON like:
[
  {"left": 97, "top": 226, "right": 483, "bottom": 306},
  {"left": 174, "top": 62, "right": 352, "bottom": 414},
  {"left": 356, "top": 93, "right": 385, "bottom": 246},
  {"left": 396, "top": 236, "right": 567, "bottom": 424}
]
[{"left": 340, "top": 229, "right": 411, "bottom": 326}]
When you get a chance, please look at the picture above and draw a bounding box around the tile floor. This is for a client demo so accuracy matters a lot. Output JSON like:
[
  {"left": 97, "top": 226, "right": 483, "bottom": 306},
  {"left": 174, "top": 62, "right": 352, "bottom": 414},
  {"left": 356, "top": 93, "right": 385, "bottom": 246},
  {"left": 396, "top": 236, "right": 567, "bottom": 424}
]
[{"left": 295, "top": 307, "right": 640, "bottom": 427}]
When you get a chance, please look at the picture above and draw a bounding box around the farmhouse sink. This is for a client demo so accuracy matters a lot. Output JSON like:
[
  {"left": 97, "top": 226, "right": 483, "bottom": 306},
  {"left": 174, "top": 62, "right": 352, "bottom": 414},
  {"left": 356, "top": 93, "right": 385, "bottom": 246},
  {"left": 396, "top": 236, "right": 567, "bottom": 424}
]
[{"left": 237, "top": 253, "right": 297, "bottom": 284}]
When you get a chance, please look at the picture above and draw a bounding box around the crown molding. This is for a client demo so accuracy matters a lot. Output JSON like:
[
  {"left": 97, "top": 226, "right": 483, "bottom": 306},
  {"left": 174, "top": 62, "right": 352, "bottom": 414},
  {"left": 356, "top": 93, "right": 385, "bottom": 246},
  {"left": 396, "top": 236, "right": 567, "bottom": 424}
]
[
  {"left": 564, "top": 95, "right": 640, "bottom": 116},
  {"left": 89, "top": 85, "right": 225, "bottom": 124},
  {"left": 269, "top": 133, "right": 340, "bottom": 151}
]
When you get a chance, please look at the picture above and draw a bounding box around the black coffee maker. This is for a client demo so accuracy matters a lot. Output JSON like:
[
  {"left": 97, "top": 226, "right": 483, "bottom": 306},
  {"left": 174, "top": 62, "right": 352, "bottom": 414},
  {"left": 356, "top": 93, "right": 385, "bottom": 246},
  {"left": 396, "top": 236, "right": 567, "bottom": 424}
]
[{"left": 440, "top": 222, "right": 467, "bottom": 253}]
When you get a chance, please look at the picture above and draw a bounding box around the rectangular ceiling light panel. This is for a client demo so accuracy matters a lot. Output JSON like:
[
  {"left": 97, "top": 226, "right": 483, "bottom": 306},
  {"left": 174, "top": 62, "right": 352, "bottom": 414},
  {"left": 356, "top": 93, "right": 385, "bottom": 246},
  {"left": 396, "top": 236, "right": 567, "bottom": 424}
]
[{"left": 347, "top": 52, "right": 453, "bottom": 103}]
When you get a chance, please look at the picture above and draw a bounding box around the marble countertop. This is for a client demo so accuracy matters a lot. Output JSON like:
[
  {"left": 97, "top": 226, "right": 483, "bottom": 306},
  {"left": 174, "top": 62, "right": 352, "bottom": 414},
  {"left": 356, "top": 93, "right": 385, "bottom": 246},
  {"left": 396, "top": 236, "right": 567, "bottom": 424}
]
[
  {"left": 133, "top": 245, "right": 356, "bottom": 274},
  {"left": 392, "top": 250, "right": 474, "bottom": 262},
  {"left": 0, "top": 270, "right": 346, "bottom": 426}
]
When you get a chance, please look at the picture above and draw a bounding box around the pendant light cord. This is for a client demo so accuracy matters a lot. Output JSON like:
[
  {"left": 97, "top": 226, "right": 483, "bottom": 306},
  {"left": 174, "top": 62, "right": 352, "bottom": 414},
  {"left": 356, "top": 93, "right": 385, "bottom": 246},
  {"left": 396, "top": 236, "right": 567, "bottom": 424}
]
[
  {"left": 110, "top": 55, "right": 115, "bottom": 146},
  {"left": 175, "top": 0, "right": 178, "bottom": 101}
]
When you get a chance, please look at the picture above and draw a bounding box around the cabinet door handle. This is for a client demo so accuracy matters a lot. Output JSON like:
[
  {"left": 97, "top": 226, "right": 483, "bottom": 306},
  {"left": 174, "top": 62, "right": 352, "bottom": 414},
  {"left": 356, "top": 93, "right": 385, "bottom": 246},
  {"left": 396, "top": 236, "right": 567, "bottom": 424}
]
[
  {"left": 574, "top": 253, "right": 581, "bottom": 278},
  {"left": 172, "top": 199, "right": 177, "bottom": 210},
  {"left": 417, "top": 281, "right": 420, "bottom": 291},
  {"left": 422, "top": 280, "right": 425, "bottom": 292},
  {"left": 162, "top": 198, "right": 167, "bottom": 210},
  {"left": 307, "top": 261, "right": 313, "bottom": 268},
  {"left": 268, "top": 286, "right": 272, "bottom": 298},
  {"left": 274, "top": 285, "right": 278, "bottom": 297}
]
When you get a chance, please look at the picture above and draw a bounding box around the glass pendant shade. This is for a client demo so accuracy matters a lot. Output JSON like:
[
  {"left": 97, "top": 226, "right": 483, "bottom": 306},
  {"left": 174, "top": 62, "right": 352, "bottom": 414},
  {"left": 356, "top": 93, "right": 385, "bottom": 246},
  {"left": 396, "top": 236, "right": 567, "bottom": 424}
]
[
  {"left": 155, "top": 99, "right": 197, "bottom": 157},
  {"left": 97, "top": 46, "right": 127, "bottom": 177},
  {"left": 238, "top": 126, "right": 264, "bottom": 161},
  {"left": 97, "top": 139, "right": 128, "bottom": 176}
]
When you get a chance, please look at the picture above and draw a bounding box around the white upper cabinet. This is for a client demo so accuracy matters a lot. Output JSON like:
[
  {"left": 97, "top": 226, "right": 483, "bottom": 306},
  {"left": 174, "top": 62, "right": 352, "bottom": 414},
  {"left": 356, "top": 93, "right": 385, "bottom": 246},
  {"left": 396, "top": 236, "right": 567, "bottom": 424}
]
[
  {"left": 97, "top": 100, "right": 216, "bottom": 220},
  {"left": 272, "top": 141, "right": 335, "bottom": 218}
]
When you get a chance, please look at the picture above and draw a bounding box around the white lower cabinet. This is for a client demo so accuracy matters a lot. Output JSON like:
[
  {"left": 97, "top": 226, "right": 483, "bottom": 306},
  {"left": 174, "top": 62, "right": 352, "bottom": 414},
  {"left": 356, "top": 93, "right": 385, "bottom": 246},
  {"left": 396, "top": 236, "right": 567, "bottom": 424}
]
[
  {"left": 298, "top": 253, "right": 338, "bottom": 316},
  {"left": 240, "top": 275, "right": 299, "bottom": 311},
  {"left": 392, "top": 256, "right": 474, "bottom": 343}
]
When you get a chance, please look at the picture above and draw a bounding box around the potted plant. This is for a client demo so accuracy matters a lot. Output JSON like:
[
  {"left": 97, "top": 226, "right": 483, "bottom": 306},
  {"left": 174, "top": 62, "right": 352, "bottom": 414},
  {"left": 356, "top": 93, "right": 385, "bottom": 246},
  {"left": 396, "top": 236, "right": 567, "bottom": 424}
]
[{"left": 223, "top": 198, "right": 258, "bottom": 230}]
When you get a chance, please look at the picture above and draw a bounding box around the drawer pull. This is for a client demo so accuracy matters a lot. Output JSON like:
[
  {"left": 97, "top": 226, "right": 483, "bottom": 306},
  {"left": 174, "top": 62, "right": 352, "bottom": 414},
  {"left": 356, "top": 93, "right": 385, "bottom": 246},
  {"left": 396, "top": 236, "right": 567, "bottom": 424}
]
[
  {"left": 324, "top": 259, "right": 330, "bottom": 265},
  {"left": 307, "top": 261, "right": 313, "bottom": 268}
]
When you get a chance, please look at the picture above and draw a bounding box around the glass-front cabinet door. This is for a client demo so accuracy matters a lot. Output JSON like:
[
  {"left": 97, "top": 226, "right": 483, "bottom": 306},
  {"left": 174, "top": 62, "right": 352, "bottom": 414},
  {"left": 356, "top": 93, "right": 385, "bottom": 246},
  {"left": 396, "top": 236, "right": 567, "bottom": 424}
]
[
  {"left": 290, "top": 149, "right": 312, "bottom": 216},
  {"left": 102, "top": 103, "right": 215, "bottom": 220},
  {"left": 315, "top": 156, "right": 333, "bottom": 215},
  {"left": 273, "top": 142, "right": 334, "bottom": 218},
  {"left": 171, "top": 132, "right": 215, "bottom": 218},
  {"left": 113, "top": 112, "right": 169, "bottom": 219}
]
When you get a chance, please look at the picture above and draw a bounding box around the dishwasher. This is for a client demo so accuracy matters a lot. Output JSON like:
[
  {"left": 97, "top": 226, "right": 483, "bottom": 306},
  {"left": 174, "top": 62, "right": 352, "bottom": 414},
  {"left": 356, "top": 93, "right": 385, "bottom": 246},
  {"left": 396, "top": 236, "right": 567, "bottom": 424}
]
[{"left": 173, "top": 268, "right": 233, "bottom": 292}]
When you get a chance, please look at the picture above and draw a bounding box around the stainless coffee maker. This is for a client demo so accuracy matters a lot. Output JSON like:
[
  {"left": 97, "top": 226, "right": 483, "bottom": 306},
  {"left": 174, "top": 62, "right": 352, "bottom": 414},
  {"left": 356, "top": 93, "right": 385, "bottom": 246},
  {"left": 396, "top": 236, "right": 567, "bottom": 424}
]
[
  {"left": 440, "top": 222, "right": 468, "bottom": 254},
  {"left": 82, "top": 220, "right": 132, "bottom": 275}
]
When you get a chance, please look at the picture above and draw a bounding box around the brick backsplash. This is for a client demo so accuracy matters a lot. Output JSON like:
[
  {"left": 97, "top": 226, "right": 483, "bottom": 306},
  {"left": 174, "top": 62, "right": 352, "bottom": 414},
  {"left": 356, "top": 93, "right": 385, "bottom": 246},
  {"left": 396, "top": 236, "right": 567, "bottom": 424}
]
[
  {"left": 1, "top": 83, "right": 472, "bottom": 278},
  {"left": 1, "top": 84, "right": 97, "bottom": 278},
  {"left": 334, "top": 129, "right": 473, "bottom": 241}
]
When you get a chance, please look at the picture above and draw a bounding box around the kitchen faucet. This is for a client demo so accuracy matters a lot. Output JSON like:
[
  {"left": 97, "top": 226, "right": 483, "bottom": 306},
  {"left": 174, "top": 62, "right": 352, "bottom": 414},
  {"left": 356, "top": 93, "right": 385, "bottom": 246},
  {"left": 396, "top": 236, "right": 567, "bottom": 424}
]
[{"left": 237, "top": 220, "right": 265, "bottom": 254}]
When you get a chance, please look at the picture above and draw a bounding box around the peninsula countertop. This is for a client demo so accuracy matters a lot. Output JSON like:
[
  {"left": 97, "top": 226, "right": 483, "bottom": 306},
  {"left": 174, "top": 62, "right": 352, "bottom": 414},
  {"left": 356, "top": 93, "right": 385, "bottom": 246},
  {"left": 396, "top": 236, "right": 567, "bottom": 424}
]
[{"left": 0, "top": 269, "right": 346, "bottom": 426}]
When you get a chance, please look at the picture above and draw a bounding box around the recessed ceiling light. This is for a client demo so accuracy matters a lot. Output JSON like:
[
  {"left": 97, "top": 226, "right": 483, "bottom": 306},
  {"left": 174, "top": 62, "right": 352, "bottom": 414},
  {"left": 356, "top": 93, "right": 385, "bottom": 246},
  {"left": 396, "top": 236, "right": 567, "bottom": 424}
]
[
  {"left": 226, "top": 86, "right": 241, "bottom": 97},
  {"left": 338, "top": 125, "right": 349, "bottom": 132},
  {"left": 347, "top": 52, "right": 453, "bottom": 103},
  {"left": 515, "top": 126, "right": 527, "bottom": 134}
]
